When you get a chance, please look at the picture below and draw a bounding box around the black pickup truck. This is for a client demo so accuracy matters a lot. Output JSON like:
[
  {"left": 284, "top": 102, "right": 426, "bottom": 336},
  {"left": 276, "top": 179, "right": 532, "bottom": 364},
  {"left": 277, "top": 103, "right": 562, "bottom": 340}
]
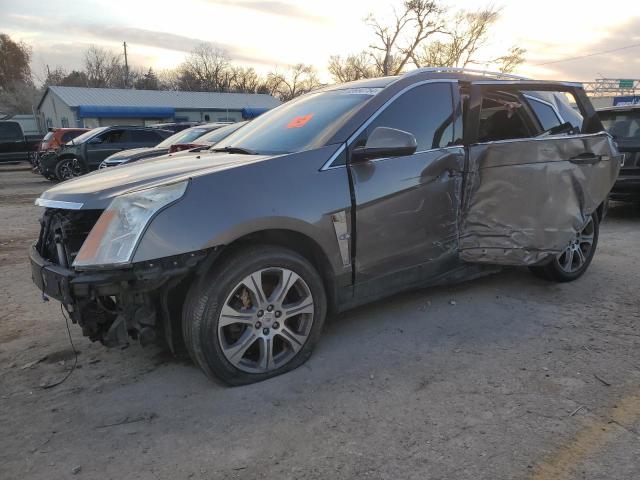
[{"left": 0, "top": 121, "right": 30, "bottom": 163}]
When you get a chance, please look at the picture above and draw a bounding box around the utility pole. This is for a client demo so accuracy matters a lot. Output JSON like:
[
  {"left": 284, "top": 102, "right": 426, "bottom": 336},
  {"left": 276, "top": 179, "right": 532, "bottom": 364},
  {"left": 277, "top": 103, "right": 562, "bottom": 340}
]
[{"left": 123, "top": 41, "right": 129, "bottom": 88}]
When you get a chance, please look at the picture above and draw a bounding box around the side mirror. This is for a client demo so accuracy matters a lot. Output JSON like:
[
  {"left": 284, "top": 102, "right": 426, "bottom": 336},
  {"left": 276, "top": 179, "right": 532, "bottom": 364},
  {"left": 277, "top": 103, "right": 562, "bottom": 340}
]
[{"left": 351, "top": 126, "right": 417, "bottom": 162}]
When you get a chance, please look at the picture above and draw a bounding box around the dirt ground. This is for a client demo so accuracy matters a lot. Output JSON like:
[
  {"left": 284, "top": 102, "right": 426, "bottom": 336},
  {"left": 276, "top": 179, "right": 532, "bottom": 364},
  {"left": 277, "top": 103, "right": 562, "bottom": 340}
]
[{"left": 1, "top": 166, "right": 639, "bottom": 480}]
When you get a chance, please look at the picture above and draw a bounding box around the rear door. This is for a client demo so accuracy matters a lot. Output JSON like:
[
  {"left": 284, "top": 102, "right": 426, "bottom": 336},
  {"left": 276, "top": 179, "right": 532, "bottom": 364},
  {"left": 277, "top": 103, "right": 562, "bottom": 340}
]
[
  {"left": 459, "top": 81, "right": 622, "bottom": 265},
  {"left": 349, "top": 81, "right": 465, "bottom": 296}
]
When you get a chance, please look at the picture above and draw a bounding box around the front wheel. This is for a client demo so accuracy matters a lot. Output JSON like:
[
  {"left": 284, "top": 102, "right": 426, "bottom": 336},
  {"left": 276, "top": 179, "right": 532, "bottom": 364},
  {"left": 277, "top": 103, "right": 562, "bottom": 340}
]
[
  {"left": 55, "top": 157, "right": 84, "bottom": 181},
  {"left": 529, "top": 215, "right": 599, "bottom": 282},
  {"left": 183, "top": 245, "right": 327, "bottom": 385}
]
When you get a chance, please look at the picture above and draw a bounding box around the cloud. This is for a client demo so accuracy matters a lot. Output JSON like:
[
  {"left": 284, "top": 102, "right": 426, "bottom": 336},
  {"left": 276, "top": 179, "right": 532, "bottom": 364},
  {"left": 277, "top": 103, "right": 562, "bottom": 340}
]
[
  {"left": 6, "top": 14, "right": 279, "bottom": 68},
  {"left": 526, "top": 17, "right": 640, "bottom": 80},
  {"left": 206, "top": 0, "right": 327, "bottom": 22}
]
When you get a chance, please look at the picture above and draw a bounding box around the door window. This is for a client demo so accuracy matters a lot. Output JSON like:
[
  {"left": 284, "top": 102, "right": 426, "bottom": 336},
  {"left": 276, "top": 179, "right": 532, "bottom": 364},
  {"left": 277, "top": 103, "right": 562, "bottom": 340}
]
[
  {"left": 355, "top": 82, "right": 455, "bottom": 151},
  {"left": 98, "top": 130, "right": 126, "bottom": 144},
  {"left": 526, "top": 96, "right": 562, "bottom": 131}
]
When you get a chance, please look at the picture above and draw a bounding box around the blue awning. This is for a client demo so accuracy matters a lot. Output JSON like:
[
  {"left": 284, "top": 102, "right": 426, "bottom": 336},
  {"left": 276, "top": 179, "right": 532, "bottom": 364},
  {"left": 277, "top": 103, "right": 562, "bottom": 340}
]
[
  {"left": 77, "top": 105, "right": 175, "bottom": 119},
  {"left": 241, "top": 107, "right": 271, "bottom": 119}
]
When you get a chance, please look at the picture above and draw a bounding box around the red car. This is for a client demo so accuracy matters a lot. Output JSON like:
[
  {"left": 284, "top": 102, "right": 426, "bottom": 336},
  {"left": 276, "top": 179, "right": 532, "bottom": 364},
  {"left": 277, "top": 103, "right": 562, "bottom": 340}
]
[{"left": 39, "top": 128, "right": 89, "bottom": 152}]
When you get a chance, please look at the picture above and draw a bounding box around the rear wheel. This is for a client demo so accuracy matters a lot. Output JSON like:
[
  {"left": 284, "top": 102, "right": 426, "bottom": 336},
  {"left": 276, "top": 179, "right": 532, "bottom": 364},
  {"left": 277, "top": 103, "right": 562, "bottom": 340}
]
[
  {"left": 183, "top": 245, "right": 327, "bottom": 385},
  {"left": 529, "top": 215, "right": 599, "bottom": 282},
  {"left": 55, "top": 157, "right": 84, "bottom": 181}
]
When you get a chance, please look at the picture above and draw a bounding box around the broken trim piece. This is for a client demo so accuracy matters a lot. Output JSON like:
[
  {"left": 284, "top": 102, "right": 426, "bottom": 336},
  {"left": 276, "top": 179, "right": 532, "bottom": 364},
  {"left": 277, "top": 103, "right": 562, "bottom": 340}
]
[{"left": 331, "top": 210, "right": 351, "bottom": 267}]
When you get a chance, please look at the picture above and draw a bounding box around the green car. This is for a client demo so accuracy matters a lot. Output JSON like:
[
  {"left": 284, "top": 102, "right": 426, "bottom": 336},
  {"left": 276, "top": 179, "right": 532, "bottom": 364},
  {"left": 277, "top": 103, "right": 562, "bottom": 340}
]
[{"left": 40, "top": 125, "right": 172, "bottom": 181}]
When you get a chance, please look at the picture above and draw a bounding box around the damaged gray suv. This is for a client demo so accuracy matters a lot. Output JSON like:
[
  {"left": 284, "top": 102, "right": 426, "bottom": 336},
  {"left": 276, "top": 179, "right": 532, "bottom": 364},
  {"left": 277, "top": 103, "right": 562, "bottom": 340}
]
[{"left": 30, "top": 69, "right": 621, "bottom": 385}]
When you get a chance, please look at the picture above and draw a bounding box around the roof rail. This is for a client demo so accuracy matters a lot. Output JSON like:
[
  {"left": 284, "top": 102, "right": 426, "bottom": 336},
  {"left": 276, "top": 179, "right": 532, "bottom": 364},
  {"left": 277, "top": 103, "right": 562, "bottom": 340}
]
[{"left": 404, "top": 67, "right": 531, "bottom": 80}]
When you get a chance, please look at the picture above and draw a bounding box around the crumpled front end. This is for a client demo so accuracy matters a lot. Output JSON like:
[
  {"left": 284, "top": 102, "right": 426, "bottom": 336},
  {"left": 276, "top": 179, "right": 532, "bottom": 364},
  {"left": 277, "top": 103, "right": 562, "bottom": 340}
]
[
  {"left": 459, "top": 133, "right": 622, "bottom": 265},
  {"left": 30, "top": 207, "right": 211, "bottom": 349}
]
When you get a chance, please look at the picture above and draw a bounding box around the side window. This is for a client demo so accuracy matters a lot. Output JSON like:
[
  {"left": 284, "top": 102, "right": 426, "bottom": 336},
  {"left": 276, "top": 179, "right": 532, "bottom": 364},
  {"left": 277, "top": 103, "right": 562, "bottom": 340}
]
[
  {"left": 61, "top": 131, "right": 80, "bottom": 143},
  {"left": 526, "top": 96, "right": 562, "bottom": 131},
  {"left": 130, "top": 130, "right": 162, "bottom": 143},
  {"left": 357, "top": 82, "right": 454, "bottom": 152},
  {"left": 99, "top": 130, "right": 126, "bottom": 144},
  {"left": 478, "top": 95, "right": 531, "bottom": 142}
]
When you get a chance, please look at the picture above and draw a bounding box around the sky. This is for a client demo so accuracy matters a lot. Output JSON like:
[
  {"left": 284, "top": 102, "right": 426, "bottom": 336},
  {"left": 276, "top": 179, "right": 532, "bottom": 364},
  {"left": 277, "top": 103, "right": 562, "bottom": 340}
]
[{"left": 1, "top": 0, "right": 639, "bottom": 84}]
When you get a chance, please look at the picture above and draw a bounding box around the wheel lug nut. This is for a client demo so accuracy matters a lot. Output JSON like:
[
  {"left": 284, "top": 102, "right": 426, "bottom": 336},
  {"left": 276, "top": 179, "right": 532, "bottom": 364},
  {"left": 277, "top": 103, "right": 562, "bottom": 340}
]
[
  {"left": 267, "top": 305, "right": 274, "bottom": 312},
  {"left": 273, "top": 322, "right": 279, "bottom": 329},
  {"left": 275, "top": 311, "right": 282, "bottom": 318},
  {"left": 257, "top": 310, "right": 264, "bottom": 317},
  {"left": 263, "top": 328, "right": 270, "bottom": 335},
  {"left": 255, "top": 321, "right": 262, "bottom": 329}
]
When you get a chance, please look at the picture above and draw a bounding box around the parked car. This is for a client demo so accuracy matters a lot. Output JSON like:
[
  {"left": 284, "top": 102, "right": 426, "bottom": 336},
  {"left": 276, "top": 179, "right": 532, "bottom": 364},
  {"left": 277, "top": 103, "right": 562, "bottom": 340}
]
[
  {"left": 30, "top": 69, "right": 621, "bottom": 385},
  {"left": 150, "top": 122, "right": 202, "bottom": 133},
  {"left": 39, "top": 128, "right": 89, "bottom": 152},
  {"left": 99, "top": 123, "right": 237, "bottom": 168},
  {"left": 39, "top": 126, "right": 172, "bottom": 181},
  {"left": 0, "top": 121, "right": 30, "bottom": 163},
  {"left": 168, "top": 121, "right": 248, "bottom": 153},
  {"left": 598, "top": 104, "right": 640, "bottom": 202},
  {"left": 34, "top": 128, "right": 90, "bottom": 174}
]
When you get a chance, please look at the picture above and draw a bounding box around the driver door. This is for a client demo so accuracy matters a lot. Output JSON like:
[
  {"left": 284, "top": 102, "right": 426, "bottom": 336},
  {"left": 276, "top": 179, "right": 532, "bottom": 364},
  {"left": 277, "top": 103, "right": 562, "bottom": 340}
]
[
  {"left": 349, "top": 81, "right": 465, "bottom": 298},
  {"left": 86, "top": 129, "right": 129, "bottom": 168}
]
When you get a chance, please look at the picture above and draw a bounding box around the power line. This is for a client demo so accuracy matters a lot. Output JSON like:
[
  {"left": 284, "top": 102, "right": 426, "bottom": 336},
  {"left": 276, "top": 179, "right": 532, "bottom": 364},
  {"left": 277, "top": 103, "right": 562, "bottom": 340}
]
[{"left": 534, "top": 42, "right": 640, "bottom": 67}]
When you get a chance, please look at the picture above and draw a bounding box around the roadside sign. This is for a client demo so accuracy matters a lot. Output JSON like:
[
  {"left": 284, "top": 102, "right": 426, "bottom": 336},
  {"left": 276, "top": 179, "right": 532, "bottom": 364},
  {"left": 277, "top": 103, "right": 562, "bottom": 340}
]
[{"left": 619, "top": 79, "right": 635, "bottom": 89}]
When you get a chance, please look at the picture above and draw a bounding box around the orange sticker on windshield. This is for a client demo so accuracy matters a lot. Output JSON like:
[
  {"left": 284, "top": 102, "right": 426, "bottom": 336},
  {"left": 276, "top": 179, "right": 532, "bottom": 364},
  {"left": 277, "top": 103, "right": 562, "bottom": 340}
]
[{"left": 286, "top": 114, "right": 313, "bottom": 129}]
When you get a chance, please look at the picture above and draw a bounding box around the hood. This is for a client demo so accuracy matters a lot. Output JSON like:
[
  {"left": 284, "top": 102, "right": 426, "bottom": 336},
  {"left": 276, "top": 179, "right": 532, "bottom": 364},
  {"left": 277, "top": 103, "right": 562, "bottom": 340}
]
[
  {"left": 103, "top": 147, "right": 165, "bottom": 163},
  {"left": 38, "top": 151, "right": 276, "bottom": 210}
]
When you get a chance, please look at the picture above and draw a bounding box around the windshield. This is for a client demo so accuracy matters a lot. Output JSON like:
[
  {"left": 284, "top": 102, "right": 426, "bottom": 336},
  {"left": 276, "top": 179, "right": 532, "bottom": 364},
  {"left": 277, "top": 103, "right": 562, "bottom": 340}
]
[
  {"left": 67, "top": 127, "right": 107, "bottom": 145},
  {"left": 156, "top": 126, "right": 217, "bottom": 148},
  {"left": 599, "top": 110, "right": 640, "bottom": 142},
  {"left": 215, "top": 88, "right": 381, "bottom": 154},
  {"left": 194, "top": 122, "right": 247, "bottom": 145}
]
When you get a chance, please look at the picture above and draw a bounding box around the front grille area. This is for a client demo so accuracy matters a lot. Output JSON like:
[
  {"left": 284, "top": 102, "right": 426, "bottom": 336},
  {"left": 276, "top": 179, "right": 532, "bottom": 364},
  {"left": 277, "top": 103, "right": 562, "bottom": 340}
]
[{"left": 36, "top": 208, "right": 103, "bottom": 267}]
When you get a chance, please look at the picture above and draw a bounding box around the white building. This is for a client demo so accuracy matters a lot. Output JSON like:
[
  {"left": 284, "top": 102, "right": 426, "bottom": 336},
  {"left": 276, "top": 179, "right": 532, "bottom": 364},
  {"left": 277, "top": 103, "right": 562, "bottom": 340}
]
[{"left": 37, "top": 86, "right": 281, "bottom": 129}]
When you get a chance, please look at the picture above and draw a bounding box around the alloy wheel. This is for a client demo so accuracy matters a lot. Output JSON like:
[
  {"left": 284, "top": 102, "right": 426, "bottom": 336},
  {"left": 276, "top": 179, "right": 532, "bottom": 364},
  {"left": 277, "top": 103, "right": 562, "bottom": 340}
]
[
  {"left": 57, "top": 158, "right": 83, "bottom": 180},
  {"left": 556, "top": 216, "right": 595, "bottom": 273},
  {"left": 217, "top": 267, "right": 314, "bottom": 373}
]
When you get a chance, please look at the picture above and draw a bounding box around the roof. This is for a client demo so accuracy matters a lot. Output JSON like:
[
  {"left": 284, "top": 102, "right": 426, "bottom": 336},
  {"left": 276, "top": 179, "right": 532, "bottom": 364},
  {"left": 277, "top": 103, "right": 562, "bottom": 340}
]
[
  {"left": 39, "top": 86, "right": 281, "bottom": 111},
  {"left": 598, "top": 104, "right": 640, "bottom": 112}
]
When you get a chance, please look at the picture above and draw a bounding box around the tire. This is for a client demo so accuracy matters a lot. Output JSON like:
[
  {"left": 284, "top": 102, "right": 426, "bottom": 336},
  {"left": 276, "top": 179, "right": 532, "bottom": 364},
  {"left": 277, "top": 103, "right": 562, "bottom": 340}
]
[
  {"left": 183, "top": 245, "right": 327, "bottom": 385},
  {"left": 529, "top": 214, "right": 599, "bottom": 282},
  {"left": 54, "top": 157, "right": 84, "bottom": 181}
]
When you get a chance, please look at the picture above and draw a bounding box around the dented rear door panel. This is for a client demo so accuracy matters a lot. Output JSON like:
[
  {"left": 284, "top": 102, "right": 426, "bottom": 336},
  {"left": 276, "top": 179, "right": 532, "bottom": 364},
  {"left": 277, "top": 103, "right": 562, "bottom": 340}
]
[{"left": 459, "top": 133, "right": 621, "bottom": 265}]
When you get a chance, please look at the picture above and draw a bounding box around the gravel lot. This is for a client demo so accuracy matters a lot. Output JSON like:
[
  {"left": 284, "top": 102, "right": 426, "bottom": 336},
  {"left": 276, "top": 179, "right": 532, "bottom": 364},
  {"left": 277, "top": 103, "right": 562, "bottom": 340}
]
[{"left": 1, "top": 166, "right": 639, "bottom": 480}]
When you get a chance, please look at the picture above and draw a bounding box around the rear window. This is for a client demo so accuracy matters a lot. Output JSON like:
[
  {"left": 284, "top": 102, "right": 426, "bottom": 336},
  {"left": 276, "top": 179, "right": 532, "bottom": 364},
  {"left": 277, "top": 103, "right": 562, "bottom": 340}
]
[
  {"left": 599, "top": 110, "right": 640, "bottom": 142},
  {"left": 42, "top": 132, "right": 54, "bottom": 141},
  {"left": 61, "top": 131, "right": 84, "bottom": 142},
  {"left": 216, "top": 88, "right": 381, "bottom": 154},
  {"left": 0, "top": 122, "right": 22, "bottom": 140}
]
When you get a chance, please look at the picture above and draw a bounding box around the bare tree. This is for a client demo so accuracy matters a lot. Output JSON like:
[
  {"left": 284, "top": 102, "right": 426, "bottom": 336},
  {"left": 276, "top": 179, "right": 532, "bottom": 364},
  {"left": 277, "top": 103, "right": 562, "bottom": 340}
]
[
  {"left": 266, "top": 64, "right": 321, "bottom": 101},
  {"left": 228, "top": 66, "right": 261, "bottom": 93},
  {"left": 366, "top": 0, "right": 445, "bottom": 76},
  {"left": 328, "top": 53, "right": 378, "bottom": 83},
  {"left": 177, "top": 43, "right": 230, "bottom": 92},
  {"left": 0, "top": 34, "right": 32, "bottom": 89},
  {"left": 328, "top": 3, "right": 525, "bottom": 83},
  {"left": 413, "top": 8, "right": 500, "bottom": 68},
  {"left": 495, "top": 46, "right": 526, "bottom": 73},
  {"left": 84, "top": 45, "right": 124, "bottom": 88}
]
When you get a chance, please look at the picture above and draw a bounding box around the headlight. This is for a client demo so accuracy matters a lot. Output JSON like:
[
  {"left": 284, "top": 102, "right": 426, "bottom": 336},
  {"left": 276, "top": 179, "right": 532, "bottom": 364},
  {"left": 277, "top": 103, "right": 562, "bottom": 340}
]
[{"left": 73, "top": 181, "right": 188, "bottom": 268}]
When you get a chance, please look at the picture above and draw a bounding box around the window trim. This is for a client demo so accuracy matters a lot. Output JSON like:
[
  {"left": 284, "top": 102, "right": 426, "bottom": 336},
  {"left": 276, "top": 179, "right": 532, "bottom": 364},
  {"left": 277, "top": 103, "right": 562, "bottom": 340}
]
[{"left": 320, "top": 79, "right": 458, "bottom": 170}]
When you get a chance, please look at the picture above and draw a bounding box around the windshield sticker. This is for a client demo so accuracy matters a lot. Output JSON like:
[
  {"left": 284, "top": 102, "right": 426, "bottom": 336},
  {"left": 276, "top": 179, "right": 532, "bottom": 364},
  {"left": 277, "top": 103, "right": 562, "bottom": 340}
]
[{"left": 286, "top": 114, "right": 314, "bottom": 129}]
